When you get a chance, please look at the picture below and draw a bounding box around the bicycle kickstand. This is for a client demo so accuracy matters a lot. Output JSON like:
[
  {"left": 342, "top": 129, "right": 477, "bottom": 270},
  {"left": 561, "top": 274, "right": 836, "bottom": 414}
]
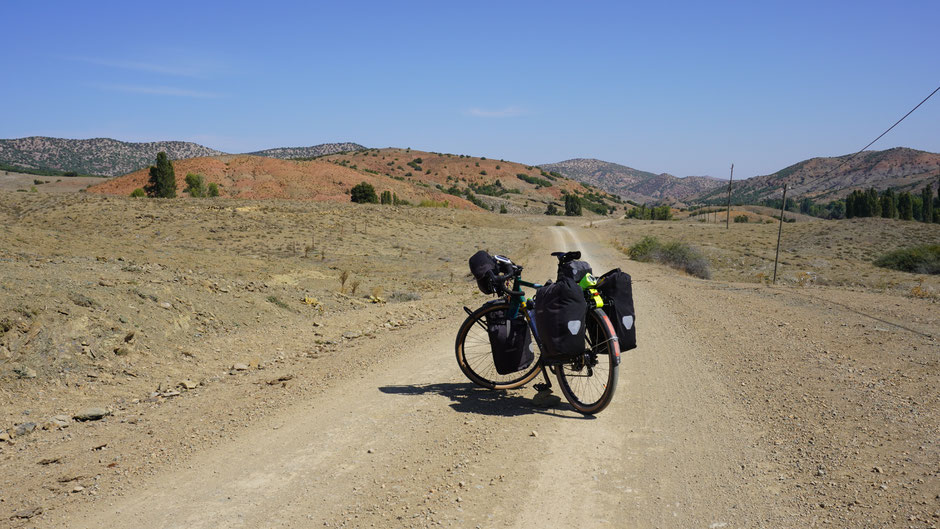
[{"left": 533, "top": 366, "right": 553, "bottom": 393}]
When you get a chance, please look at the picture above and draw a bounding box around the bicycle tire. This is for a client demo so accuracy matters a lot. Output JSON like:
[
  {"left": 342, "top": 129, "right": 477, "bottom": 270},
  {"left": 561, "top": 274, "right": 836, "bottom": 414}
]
[
  {"left": 555, "top": 308, "right": 620, "bottom": 415},
  {"left": 455, "top": 302, "right": 543, "bottom": 390}
]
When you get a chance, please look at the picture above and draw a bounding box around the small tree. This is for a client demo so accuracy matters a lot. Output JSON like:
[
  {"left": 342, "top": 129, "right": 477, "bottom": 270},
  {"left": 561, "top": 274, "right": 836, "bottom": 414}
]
[
  {"left": 350, "top": 182, "right": 378, "bottom": 203},
  {"left": 380, "top": 190, "right": 392, "bottom": 205},
  {"left": 564, "top": 194, "right": 582, "bottom": 216},
  {"left": 145, "top": 152, "right": 176, "bottom": 198},
  {"left": 545, "top": 203, "right": 559, "bottom": 215},
  {"left": 499, "top": 204, "right": 508, "bottom": 214},
  {"left": 184, "top": 173, "right": 206, "bottom": 197},
  {"left": 207, "top": 182, "right": 220, "bottom": 197},
  {"left": 898, "top": 192, "right": 913, "bottom": 220},
  {"left": 922, "top": 185, "right": 934, "bottom": 223}
]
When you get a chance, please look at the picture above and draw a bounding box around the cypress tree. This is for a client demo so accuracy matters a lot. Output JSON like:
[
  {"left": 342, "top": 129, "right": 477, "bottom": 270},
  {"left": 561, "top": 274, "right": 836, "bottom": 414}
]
[
  {"left": 145, "top": 152, "right": 177, "bottom": 198},
  {"left": 845, "top": 192, "right": 855, "bottom": 219},
  {"left": 898, "top": 192, "right": 913, "bottom": 220},
  {"left": 922, "top": 185, "right": 934, "bottom": 223},
  {"left": 867, "top": 188, "right": 881, "bottom": 218}
]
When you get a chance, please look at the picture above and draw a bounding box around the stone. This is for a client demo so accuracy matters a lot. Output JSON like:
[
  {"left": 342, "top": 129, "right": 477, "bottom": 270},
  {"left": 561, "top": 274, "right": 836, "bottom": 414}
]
[
  {"left": 0, "top": 431, "right": 11, "bottom": 442},
  {"left": 232, "top": 363, "right": 249, "bottom": 371},
  {"left": 71, "top": 485, "right": 84, "bottom": 493},
  {"left": 73, "top": 408, "right": 109, "bottom": 421},
  {"left": 159, "top": 302, "right": 173, "bottom": 310},
  {"left": 179, "top": 380, "right": 198, "bottom": 390},
  {"left": 11, "top": 507, "right": 42, "bottom": 519},
  {"left": 14, "top": 366, "right": 37, "bottom": 379},
  {"left": 42, "top": 415, "right": 70, "bottom": 430},
  {"left": 114, "top": 346, "right": 132, "bottom": 356},
  {"left": 530, "top": 430, "right": 538, "bottom": 437},
  {"left": 161, "top": 390, "right": 181, "bottom": 397},
  {"left": 342, "top": 331, "right": 362, "bottom": 340},
  {"left": 13, "top": 422, "right": 37, "bottom": 437}
]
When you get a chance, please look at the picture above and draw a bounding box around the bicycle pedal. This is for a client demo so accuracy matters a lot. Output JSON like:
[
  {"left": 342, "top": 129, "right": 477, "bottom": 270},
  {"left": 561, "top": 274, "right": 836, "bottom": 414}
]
[{"left": 533, "top": 383, "right": 551, "bottom": 392}]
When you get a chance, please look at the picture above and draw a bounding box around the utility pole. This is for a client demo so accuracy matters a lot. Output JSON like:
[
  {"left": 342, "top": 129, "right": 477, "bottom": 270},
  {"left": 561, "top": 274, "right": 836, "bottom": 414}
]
[
  {"left": 773, "top": 185, "right": 788, "bottom": 284},
  {"left": 726, "top": 163, "right": 734, "bottom": 229}
]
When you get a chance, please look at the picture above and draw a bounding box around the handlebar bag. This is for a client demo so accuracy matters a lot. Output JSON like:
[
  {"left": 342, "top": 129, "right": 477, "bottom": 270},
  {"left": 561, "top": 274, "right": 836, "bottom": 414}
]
[
  {"left": 485, "top": 310, "right": 535, "bottom": 375},
  {"left": 534, "top": 278, "right": 587, "bottom": 360},
  {"left": 469, "top": 250, "right": 498, "bottom": 294},
  {"left": 596, "top": 269, "right": 637, "bottom": 351},
  {"left": 557, "top": 260, "right": 592, "bottom": 283}
]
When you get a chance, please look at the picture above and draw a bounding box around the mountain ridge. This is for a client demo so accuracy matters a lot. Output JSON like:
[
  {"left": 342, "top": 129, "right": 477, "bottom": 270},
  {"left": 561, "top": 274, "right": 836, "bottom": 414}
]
[
  {"left": 539, "top": 158, "right": 726, "bottom": 203},
  {"left": 0, "top": 136, "right": 366, "bottom": 177}
]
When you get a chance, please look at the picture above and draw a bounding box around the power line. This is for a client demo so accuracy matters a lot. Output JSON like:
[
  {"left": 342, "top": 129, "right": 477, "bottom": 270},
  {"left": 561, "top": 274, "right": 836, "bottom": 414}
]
[{"left": 816, "top": 83, "right": 940, "bottom": 185}]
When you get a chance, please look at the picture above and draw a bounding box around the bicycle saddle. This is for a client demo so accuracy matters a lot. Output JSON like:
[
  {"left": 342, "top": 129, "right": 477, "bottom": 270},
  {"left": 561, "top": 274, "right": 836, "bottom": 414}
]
[{"left": 551, "top": 251, "right": 581, "bottom": 264}]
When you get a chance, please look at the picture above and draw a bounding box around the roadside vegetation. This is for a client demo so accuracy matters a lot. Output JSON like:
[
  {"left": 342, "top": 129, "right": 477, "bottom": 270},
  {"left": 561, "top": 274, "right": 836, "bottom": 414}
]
[
  {"left": 874, "top": 244, "right": 940, "bottom": 275},
  {"left": 627, "top": 236, "right": 712, "bottom": 279}
]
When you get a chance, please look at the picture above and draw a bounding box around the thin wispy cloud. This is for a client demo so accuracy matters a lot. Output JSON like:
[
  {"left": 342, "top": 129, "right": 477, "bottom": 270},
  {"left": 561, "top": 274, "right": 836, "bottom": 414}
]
[
  {"left": 74, "top": 56, "right": 205, "bottom": 78},
  {"left": 95, "top": 84, "right": 222, "bottom": 99},
  {"left": 465, "top": 106, "right": 525, "bottom": 118}
]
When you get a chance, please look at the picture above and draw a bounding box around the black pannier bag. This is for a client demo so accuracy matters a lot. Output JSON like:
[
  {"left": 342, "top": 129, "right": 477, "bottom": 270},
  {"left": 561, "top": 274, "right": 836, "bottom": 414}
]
[
  {"left": 557, "top": 260, "right": 592, "bottom": 283},
  {"left": 486, "top": 310, "right": 535, "bottom": 375},
  {"left": 534, "top": 278, "right": 587, "bottom": 360},
  {"left": 469, "top": 250, "right": 498, "bottom": 294},
  {"left": 597, "top": 268, "right": 637, "bottom": 351}
]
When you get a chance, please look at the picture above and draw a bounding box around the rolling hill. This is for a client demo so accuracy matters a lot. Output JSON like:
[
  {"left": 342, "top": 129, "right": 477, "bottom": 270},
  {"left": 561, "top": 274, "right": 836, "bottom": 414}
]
[
  {"left": 0, "top": 137, "right": 224, "bottom": 177},
  {"left": 0, "top": 137, "right": 367, "bottom": 178},
  {"left": 693, "top": 147, "right": 940, "bottom": 205},
  {"left": 87, "top": 148, "right": 625, "bottom": 215},
  {"left": 247, "top": 143, "right": 365, "bottom": 159},
  {"left": 539, "top": 158, "right": 725, "bottom": 203}
]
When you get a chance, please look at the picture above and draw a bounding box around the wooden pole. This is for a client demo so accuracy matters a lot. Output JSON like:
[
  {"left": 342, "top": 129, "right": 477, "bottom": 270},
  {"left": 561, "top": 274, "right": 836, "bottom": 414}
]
[
  {"left": 726, "top": 163, "right": 734, "bottom": 229},
  {"left": 773, "top": 185, "right": 788, "bottom": 284}
]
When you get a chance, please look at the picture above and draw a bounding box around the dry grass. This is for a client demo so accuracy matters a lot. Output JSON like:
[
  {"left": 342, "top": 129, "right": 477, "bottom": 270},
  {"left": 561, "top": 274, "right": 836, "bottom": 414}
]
[{"left": 606, "top": 217, "right": 940, "bottom": 295}]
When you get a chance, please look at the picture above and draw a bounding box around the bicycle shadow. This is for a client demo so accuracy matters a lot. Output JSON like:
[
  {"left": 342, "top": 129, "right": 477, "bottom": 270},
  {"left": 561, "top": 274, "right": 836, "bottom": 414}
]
[{"left": 378, "top": 382, "right": 594, "bottom": 419}]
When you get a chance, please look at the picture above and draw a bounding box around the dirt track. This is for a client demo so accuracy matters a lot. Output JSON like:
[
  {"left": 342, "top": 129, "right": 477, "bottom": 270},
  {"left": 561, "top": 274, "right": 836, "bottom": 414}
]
[{"left": 7, "top": 217, "right": 939, "bottom": 528}]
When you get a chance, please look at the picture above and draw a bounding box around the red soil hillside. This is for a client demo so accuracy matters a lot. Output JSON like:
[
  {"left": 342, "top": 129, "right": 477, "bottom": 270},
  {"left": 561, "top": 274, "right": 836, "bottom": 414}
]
[
  {"left": 87, "top": 155, "right": 477, "bottom": 209},
  {"left": 323, "top": 148, "right": 597, "bottom": 202},
  {"left": 318, "top": 148, "right": 626, "bottom": 217}
]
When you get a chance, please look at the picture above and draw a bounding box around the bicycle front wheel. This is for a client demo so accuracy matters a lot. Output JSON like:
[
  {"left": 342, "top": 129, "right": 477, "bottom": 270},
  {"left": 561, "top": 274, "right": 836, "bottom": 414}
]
[
  {"left": 556, "top": 308, "right": 620, "bottom": 414},
  {"left": 455, "top": 302, "right": 543, "bottom": 390}
]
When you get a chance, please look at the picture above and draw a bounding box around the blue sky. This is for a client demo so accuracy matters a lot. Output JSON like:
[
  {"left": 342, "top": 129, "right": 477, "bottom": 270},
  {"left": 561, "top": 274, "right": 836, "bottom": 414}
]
[{"left": 2, "top": 1, "right": 938, "bottom": 178}]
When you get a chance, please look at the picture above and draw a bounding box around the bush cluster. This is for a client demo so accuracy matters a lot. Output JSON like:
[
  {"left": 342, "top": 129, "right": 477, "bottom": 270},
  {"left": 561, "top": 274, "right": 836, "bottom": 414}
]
[
  {"left": 628, "top": 236, "right": 711, "bottom": 279},
  {"left": 874, "top": 245, "right": 940, "bottom": 275}
]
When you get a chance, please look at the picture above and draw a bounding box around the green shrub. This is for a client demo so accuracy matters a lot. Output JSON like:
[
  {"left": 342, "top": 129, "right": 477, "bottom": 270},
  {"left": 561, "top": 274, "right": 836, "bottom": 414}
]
[
  {"left": 517, "top": 173, "right": 552, "bottom": 187},
  {"left": 184, "top": 173, "right": 206, "bottom": 197},
  {"left": 130, "top": 188, "right": 146, "bottom": 198},
  {"left": 418, "top": 199, "right": 449, "bottom": 208},
  {"left": 874, "top": 245, "right": 940, "bottom": 274},
  {"left": 545, "top": 203, "right": 560, "bottom": 215},
  {"left": 207, "top": 182, "right": 220, "bottom": 197},
  {"left": 499, "top": 204, "right": 508, "bottom": 214},
  {"left": 628, "top": 236, "right": 711, "bottom": 279},
  {"left": 350, "top": 182, "right": 378, "bottom": 203},
  {"left": 733, "top": 214, "right": 749, "bottom": 223}
]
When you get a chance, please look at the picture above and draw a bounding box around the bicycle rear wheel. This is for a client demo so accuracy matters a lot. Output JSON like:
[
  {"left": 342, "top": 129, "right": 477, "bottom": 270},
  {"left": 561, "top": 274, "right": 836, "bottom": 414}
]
[
  {"left": 556, "top": 308, "right": 620, "bottom": 414},
  {"left": 455, "top": 302, "right": 542, "bottom": 390}
]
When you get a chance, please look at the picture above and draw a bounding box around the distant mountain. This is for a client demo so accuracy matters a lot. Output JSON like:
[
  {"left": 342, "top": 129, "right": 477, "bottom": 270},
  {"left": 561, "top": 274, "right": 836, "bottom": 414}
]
[
  {"left": 247, "top": 143, "right": 366, "bottom": 159},
  {"left": 692, "top": 147, "right": 940, "bottom": 204},
  {"left": 0, "top": 137, "right": 225, "bottom": 177},
  {"left": 539, "top": 158, "right": 725, "bottom": 203}
]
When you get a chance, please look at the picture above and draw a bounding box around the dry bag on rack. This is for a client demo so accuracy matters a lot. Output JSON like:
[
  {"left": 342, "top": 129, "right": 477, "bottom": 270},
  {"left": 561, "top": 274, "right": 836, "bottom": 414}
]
[
  {"left": 557, "top": 260, "right": 592, "bottom": 283},
  {"left": 469, "top": 251, "right": 498, "bottom": 294},
  {"left": 597, "top": 268, "right": 637, "bottom": 351},
  {"left": 486, "top": 310, "right": 535, "bottom": 375},
  {"left": 534, "top": 278, "right": 587, "bottom": 360}
]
